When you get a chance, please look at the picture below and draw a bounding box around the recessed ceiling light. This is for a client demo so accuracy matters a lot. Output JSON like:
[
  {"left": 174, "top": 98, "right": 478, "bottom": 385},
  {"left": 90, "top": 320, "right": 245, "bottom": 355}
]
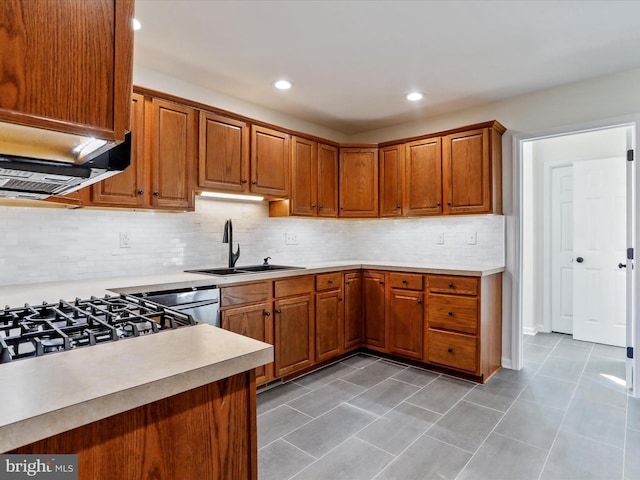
[
  {"left": 132, "top": 18, "right": 141, "bottom": 31},
  {"left": 406, "top": 92, "right": 423, "bottom": 101},
  {"left": 274, "top": 80, "right": 293, "bottom": 90}
]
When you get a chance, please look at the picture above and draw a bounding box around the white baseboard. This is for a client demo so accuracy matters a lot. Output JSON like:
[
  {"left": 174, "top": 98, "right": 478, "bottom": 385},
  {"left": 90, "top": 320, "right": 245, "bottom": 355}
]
[
  {"left": 523, "top": 326, "right": 537, "bottom": 336},
  {"left": 501, "top": 356, "right": 513, "bottom": 369}
]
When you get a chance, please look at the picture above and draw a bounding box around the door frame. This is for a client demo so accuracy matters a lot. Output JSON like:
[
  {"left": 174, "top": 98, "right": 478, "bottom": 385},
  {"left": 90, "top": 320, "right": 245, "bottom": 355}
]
[
  {"left": 512, "top": 115, "right": 639, "bottom": 397},
  {"left": 543, "top": 160, "right": 573, "bottom": 334}
]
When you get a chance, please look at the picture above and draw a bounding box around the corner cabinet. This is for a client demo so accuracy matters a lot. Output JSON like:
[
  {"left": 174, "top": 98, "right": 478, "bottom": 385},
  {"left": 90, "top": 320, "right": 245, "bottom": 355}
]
[
  {"left": 251, "top": 126, "right": 290, "bottom": 198},
  {"left": 442, "top": 125, "right": 503, "bottom": 215},
  {"left": 339, "top": 147, "right": 379, "bottom": 217}
]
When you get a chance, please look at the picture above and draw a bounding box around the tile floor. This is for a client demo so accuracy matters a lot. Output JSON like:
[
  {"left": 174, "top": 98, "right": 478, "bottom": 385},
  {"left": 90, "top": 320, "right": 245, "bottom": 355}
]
[{"left": 257, "top": 333, "right": 640, "bottom": 480}]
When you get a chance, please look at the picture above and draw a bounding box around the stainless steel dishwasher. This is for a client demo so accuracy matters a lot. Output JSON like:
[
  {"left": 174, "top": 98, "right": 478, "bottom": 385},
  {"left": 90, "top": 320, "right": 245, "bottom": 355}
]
[{"left": 137, "top": 287, "right": 220, "bottom": 327}]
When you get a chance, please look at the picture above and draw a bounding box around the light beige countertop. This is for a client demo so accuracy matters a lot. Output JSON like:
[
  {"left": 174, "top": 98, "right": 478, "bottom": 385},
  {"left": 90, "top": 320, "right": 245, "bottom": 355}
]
[{"left": 0, "top": 324, "right": 273, "bottom": 452}]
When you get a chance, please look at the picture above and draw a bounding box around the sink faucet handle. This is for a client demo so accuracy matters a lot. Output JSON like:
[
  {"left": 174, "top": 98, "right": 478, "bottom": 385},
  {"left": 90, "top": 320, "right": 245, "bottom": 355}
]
[{"left": 263, "top": 256, "right": 271, "bottom": 266}]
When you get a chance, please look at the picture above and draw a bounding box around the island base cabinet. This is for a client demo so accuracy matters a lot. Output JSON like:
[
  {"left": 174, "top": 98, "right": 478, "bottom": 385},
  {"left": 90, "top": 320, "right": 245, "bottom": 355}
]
[{"left": 12, "top": 372, "right": 258, "bottom": 480}]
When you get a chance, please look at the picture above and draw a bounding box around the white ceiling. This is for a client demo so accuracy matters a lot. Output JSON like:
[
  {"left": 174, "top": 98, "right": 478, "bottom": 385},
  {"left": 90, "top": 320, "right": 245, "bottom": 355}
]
[{"left": 133, "top": 0, "right": 640, "bottom": 135}]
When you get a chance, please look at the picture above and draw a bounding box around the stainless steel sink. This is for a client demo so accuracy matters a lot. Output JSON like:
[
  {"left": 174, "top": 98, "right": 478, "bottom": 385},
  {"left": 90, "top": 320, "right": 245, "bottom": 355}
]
[{"left": 186, "top": 265, "right": 304, "bottom": 276}]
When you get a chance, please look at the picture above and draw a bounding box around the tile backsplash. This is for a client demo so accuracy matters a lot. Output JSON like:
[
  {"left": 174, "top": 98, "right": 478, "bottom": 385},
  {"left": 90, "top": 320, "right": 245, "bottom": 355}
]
[{"left": 0, "top": 198, "right": 504, "bottom": 286}]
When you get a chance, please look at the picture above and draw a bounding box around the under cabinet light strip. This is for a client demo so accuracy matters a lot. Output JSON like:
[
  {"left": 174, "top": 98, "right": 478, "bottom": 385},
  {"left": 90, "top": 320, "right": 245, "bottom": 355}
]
[{"left": 197, "top": 191, "right": 264, "bottom": 202}]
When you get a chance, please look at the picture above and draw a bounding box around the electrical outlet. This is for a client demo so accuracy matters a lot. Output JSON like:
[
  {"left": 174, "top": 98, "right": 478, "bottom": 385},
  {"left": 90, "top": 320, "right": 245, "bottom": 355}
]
[
  {"left": 467, "top": 232, "right": 477, "bottom": 245},
  {"left": 119, "top": 232, "right": 132, "bottom": 248},
  {"left": 437, "top": 233, "right": 445, "bottom": 245},
  {"left": 285, "top": 232, "right": 298, "bottom": 245}
]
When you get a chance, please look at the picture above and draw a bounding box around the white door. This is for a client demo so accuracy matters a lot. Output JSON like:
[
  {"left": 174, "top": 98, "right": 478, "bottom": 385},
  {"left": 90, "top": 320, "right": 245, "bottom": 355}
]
[
  {"left": 550, "top": 165, "right": 574, "bottom": 334},
  {"left": 573, "top": 156, "right": 627, "bottom": 346}
]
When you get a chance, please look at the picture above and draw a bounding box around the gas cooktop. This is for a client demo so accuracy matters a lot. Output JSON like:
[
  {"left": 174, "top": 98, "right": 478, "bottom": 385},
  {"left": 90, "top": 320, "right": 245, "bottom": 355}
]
[{"left": 0, "top": 294, "right": 196, "bottom": 363}]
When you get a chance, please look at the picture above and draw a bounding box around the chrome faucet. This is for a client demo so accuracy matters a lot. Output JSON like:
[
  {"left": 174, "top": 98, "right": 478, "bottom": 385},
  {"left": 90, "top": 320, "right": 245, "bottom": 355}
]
[{"left": 222, "top": 219, "right": 240, "bottom": 267}]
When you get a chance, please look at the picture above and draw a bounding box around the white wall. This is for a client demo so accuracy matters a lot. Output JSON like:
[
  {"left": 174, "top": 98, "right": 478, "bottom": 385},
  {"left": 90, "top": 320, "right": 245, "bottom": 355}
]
[{"left": 0, "top": 199, "right": 504, "bottom": 287}]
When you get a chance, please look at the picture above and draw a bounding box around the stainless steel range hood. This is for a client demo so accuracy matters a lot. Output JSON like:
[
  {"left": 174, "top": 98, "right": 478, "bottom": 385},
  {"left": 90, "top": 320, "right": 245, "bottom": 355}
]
[{"left": 0, "top": 131, "right": 131, "bottom": 200}]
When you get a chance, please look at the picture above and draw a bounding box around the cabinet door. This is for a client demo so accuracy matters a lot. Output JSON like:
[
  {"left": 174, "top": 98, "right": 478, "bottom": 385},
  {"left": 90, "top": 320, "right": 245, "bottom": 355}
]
[
  {"left": 198, "top": 111, "right": 249, "bottom": 193},
  {"left": 251, "top": 126, "right": 290, "bottom": 197},
  {"left": 221, "top": 302, "right": 273, "bottom": 385},
  {"left": 149, "top": 98, "right": 196, "bottom": 210},
  {"left": 344, "top": 272, "right": 363, "bottom": 349},
  {"left": 290, "top": 136, "right": 318, "bottom": 216},
  {"left": 0, "top": 0, "right": 133, "bottom": 141},
  {"left": 405, "top": 137, "right": 442, "bottom": 216},
  {"left": 363, "top": 271, "right": 386, "bottom": 350},
  {"left": 274, "top": 294, "right": 315, "bottom": 377},
  {"left": 379, "top": 144, "right": 404, "bottom": 217},
  {"left": 315, "top": 289, "right": 344, "bottom": 362},
  {"left": 317, "top": 143, "right": 339, "bottom": 217},
  {"left": 442, "top": 128, "right": 491, "bottom": 214},
  {"left": 339, "top": 148, "right": 379, "bottom": 218},
  {"left": 91, "top": 92, "right": 147, "bottom": 207},
  {"left": 388, "top": 289, "right": 424, "bottom": 360}
]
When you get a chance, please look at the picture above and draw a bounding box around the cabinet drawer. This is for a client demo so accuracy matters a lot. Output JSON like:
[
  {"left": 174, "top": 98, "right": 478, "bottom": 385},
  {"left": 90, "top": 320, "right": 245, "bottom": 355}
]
[
  {"left": 427, "top": 275, "right": 478, "bottom": 295},
  {"left": 428, "top": 329, "right": 478, "bottom": 373},
  {"left": 221, "top": 281, "right": 271, "bottom": 307},
  {"left": 428, "top": 295, "right": 478, "bottom": 334},
  {"left": 316, "top": 272, "right": 343, "bottom": 291},
  {"left": 388, "top": 272, "right": 423, "bottom": 290},
  {"left": 275, "top": 276, "right": 315, "bottom": 298}
]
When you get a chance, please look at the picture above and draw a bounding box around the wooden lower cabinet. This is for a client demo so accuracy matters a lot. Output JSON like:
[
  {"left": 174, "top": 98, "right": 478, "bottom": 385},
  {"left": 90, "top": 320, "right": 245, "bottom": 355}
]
[
  {"left": 363, "top": 271, "right": 386, "bottom": 351},
  {"left": 222, "top": 302, "right": 274, "bottom": 385},
  {"left": 388, "top": 288, "right": 424, "bottom": 360},
  {"left": 315, "top": 289, "right": 344, "bottom": 362},
  {"left": 344, "top": 271, "right": 363, "bottom": 349},
  {"left": 274, "top": 294, "right": 315, "bottom": 376},
  {"left": 13, "top": 372, "right": 258, "bottom": 480}
]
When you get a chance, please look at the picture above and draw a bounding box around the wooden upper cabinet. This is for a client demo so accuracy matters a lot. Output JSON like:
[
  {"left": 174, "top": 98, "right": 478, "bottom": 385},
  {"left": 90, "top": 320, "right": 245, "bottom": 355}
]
[
  {"left": 198, "top": 112, "right": 249, "bottom": 193},
  {"left": 317, "top": 143, "right": 339, "bottom": 217},
  {"left": 379, "top": 144, "right": 404, "bottom": 217},
  {"left": 339, "top": 147, "right": 379, "bottom": 218},
  {"left": 149, "top": 98, "right": 197, "bottom": 210},
  {"left": 0, "top": 0, "right": 133, "bottom": 142},
  {"left": 290, "top": 136, "right": 318, "bottom": 216},
  {"left": 405, "top": 137, "right": 442, "bottom": 216},
  {"left": 91, "top": 93, "right": 146, "bottom": 207},
  {"left": 443, "top": 126, "right": 502, "bottom": 214},
  {"left": 251, "top": 126, "right": 290, "bottom": 198}
]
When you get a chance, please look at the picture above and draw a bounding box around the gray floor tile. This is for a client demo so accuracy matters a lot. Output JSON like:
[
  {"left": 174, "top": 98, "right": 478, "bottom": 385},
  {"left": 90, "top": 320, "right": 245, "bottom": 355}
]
[
  {"left": 293, "top": 362, "right": 358, "bottom": 390},
  {"left": 258, "top": 382, "right": 311, "bottom": 415},
  {"left": 629, "top": 397, "right": 640, "bottom": 432},
  {"left": 625, "top": 428, "right": 640, "bottom": 480},
  {"left": 427, "top": 400, "right": 503, "bottom": 453},
  {"left": 258, "top": 439, "right": 315, "bottom": 480},
  {"left": 573, "top": 375, "right": 628, "bottom": 410},
  {"left": 341, "top": 359, "right": 407, "bottom": 389},
  {"left": 284, "top": 403, "right": 377, "bottom": 457},
  {"left": 494, "top": 398, "right": 564, "bottom": 450},
  {"left": 406, "top": 375, "right": 475, "bottom": 414},
  {"left": 291, "top": 437, "right": 393, "bottom": 480},
  {"left": 591, "top": 343, "right": 626, "bottom": 359},
  {"left": 464, "top": 377, "right": 525, "bottom": 412},
  {"left": 549, "top": 342, "right": 592, "bottom": 361},
  {"left": 583, "top": 355, "right": 626, "bottom": 382},
  {"left": 356, "top": 402, "right": 441, "bottom": 455},
  {"left": 348, "top": 378, "right": 420, "bottom": 416},
  {"left": 523, "top": 332, "right": 564, "bottom": 348},
  {"left": 287, "top": 379, "right": 365, "bottom": 418},
  {"left": 491, "top": 361, "right": 540, "bottom": 386},
  {"left": 562, "top": 397, "right": 626, "bottom": 448},
  {"left": 340, "top": 353, "right": 379, "bottom": 369},
  {"left": 558, "top": 336, "right": 594, "bottom": 349},
  {"left": 519, "top": 374, "right": 576, "bottom": 410},
  {"left": 375, "top": 434, "right": 471, "bottom": 480},
  {"left": 457, "top": 432, "right": 548, "bottom": 480},
  {"left": 258, "top": 405, "right": 313, "bottom": 449},
  {"left": 523, "top": 343, "right": 553, "bottom": 363},
  {"left": 541, "top": 430, "right": 623, "bottom": 480},
  {"left": 537, "top": 354, "right": 586, "bottom": 383},
  {"left": 391, "top": 365, "right": 439, "bottom": 387}
]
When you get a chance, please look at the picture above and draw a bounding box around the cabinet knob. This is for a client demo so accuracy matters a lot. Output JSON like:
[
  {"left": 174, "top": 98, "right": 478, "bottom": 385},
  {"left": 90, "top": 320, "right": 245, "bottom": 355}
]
[
  {"left": 448, "top": 283, "right": 454, "bottom": 288},
  {"left": 447, "top": 201, "right": 451, "bottom": 206},
  {"left": 417, "top": 300, "right": 422, "bottom": 304},
  {"left": 379, "top": 281, "right": 384, "bottom": 285},
  {"left": 252, "top": 180, "right": 257, "bottom": 185},
  {"left": 338, "top": 297, "right": 343, "bottom": 301},
  {"left": 448, "top": 348, "right": 453, "bottom": 353},
  {"left": 137, "top": 190, "right": 144, "bottom": 195},
  {"left": 396, "top": 205, "right": 401, "bottom": 209},
  {"left": 328, "top": 279, "right": 333, "bottom": 284},
  {"left": 319, "top": 205, "right": 324, "bottom": 209},
  {"left": 312, "top": 204, "right": 317, "bottom": 208},
  {"left": 402, "top": 279, "right": 407, "bottom": 284},
  {"left": 264, "top": 311, "right": 271, "bottom": 317},
  {"left": 448, "top": 311, "right": 453, "bottom": 316},
  {"left": 153, "top": 191, "right": 160, "bottom": 197},
  {"left": 436, "top": 202, "right": 441, "bottom": 206},
  {"left": 275, "top": 309, "right": 282, "bottom": 314},
  {"left": 340, "top": 206, "right": 344, "bottom": 210},
  {"left": 242, "top": 179, "right": 248, "bottom": 184}
]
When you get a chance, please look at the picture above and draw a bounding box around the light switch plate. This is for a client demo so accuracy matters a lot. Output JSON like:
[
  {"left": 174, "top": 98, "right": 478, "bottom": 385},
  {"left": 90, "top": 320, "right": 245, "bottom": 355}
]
[
  {"left": 467, "top": 232, "right": 477, "bottom": 245},
  {"left": 437, "top": 233, "right": 445, "bottom": 245},
  {"left": 119, "top": 232, "right": 132, "bottom": 248}
]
